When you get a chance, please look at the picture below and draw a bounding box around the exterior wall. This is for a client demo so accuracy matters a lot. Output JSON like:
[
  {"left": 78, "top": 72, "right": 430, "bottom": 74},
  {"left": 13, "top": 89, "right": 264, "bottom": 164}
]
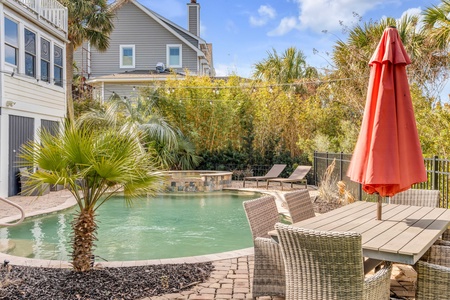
[
  {"left": 87, "top": 2, "right": 199, "bottom": 77},
  {"left": 0, "top": 2, "right": 67, "bottom": 196}
]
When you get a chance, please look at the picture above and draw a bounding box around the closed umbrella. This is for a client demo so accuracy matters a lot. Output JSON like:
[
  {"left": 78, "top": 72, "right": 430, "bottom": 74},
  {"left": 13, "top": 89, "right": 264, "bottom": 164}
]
[{"left": 347, "top": 26, "right": 427, "bottom": 220}]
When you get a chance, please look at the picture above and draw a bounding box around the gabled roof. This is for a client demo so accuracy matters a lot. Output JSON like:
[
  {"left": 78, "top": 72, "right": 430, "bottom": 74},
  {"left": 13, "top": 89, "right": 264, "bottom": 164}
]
[{"left": 110, "top": 0, "right": 206, "bottom": 58}]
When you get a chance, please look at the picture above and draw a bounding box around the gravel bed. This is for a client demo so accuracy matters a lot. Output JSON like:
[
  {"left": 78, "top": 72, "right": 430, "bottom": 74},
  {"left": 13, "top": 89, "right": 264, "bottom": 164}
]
[{"left": 0, "top": 262, "right": 213, "bottom": 300}]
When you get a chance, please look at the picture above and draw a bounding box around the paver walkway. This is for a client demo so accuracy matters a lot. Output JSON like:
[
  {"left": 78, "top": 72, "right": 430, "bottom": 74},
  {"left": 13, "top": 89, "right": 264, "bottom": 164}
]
[{"left": 0, "top": 182, "right": 417, "bottom": 299}]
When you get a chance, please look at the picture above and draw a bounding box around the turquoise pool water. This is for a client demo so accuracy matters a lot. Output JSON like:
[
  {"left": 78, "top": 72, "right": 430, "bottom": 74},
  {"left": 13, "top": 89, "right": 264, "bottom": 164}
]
[{"left": 0, "top": 191, "right": 259, "bottom": 261}]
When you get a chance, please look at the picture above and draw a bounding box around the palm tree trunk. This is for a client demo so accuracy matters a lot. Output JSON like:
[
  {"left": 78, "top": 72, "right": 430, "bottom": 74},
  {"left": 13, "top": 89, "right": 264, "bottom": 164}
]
[
  {"left": 66, "top": 43, "right": 75, "bottom": 121},
  {"left": 71, "top": 208, "right": 97, "bottom": 272}
]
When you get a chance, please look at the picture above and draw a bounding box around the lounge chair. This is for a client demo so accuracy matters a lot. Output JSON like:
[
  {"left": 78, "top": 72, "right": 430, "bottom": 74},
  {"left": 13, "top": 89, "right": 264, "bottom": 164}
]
[
  {"left": 243, "top": 164, "right": 286, "bottom": 188},
  {"left": 276, "top": 223, "right": 392, "bottom": 300},
  {"left": 266, "top": 165, "right": 311, "bottom": 190}
]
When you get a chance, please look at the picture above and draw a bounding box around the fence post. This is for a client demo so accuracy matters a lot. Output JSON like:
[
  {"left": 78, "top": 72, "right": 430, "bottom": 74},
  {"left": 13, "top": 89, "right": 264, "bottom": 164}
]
[
  {"left": 339, "top": 152, "right": 343, "bottom": 181},
  {"left": 432, "top": 155, "right": 439, "bottom": 190},
  {"left": 313, "top": 151, "right": 317, "bottom": 186}
]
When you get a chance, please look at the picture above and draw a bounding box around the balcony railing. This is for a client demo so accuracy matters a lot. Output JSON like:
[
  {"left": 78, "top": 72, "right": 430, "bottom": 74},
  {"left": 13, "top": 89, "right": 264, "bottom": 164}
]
[{"left": 13, "top": 0, "right": 67, "bottom": 33}]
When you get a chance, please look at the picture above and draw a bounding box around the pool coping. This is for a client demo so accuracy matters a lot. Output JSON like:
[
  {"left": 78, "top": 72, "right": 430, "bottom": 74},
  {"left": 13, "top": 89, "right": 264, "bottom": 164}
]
[{"left": 0, "top": 188, "right": 272, "bottom": 268}]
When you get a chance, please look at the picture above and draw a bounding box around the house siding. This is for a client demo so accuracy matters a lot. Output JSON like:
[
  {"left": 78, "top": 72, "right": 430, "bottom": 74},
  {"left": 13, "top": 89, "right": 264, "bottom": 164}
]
[
  {"left": 87, "top": 2, "right": 199, "bottom": 77},
  {"left": 162, "top": 21, "right": 198, "bottom": 48},
  {"left": 3, "top": 76, "right": 65, "bottom": 117}
]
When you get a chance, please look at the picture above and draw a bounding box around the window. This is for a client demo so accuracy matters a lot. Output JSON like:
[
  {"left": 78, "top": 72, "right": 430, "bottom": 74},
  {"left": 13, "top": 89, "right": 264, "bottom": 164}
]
[
  {"left": 167, "top": 44, "right": 182, "bottom": 68},
  {"left": 120, "top": 45, "right": 135, "bottom": 68},
  {"left": 5, "top": 17, "right": 18, "bottom": 66},
  {"left": 54, "top": 45, "right": 63, "bottom": 87},
  {"left": 40, "top": 38, "right": 50, "bottom": 82},
  {"left": 25, "top": 29, "right": 36, "bottom": 77}
]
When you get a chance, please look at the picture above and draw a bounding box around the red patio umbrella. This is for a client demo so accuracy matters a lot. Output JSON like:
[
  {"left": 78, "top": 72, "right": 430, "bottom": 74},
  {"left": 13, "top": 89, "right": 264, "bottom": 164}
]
[{"left": 347, "top": 26, "right": 427, "bottom": 220}]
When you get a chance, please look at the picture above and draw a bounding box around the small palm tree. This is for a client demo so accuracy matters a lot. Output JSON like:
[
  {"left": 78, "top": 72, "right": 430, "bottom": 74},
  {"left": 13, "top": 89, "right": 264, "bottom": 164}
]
[{"left": 20, "top": 120, "right": 162, "bottom": 271}]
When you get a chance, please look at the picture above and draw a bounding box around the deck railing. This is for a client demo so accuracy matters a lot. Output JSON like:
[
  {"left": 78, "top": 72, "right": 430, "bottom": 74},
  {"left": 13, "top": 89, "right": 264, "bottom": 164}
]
[
  {"left": 14, "top": 0, "right": 67, "bottom": 33},
  {"left": 313, "top": 151, "right": 450, "bottom": 208}
]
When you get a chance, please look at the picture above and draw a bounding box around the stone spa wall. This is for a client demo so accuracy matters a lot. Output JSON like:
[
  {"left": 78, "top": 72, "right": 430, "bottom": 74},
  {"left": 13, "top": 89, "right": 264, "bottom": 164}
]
[{"left": 162, "top": 171, "right": 233, "bottom": 192}]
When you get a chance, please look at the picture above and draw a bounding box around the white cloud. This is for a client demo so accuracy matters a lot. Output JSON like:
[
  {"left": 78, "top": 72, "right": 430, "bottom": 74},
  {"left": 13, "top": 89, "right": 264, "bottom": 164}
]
[
  {"left": 268, "top": 17, "right": 298, "bottom": 36},
  {"left": 259, "top": 5, "right": 277, "bottom": 19},
  {"left": 249, "top": 5, "right": 277, "bottom": 27},
  {"left": 293, "top": 0, "right": 380, "bottom": 33}
]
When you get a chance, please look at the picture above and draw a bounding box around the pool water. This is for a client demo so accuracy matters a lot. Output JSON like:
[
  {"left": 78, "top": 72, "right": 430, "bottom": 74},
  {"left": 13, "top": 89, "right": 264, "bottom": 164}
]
[{"left": 0, "top": 191, "right": 259, "bottom": 261}]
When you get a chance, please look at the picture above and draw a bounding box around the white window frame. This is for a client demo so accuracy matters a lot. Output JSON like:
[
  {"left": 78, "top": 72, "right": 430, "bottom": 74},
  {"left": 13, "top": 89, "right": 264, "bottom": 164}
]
[
  {"left": 4, "top": 16, "right": 19, "bottom": 68},
  {"left": 120, "top": 45, "right": 135, "bottom": 68},
  {"left": 53, "top": 44, "right": 64, "bottom": 87},
  {"left": 166, "top": 44, "right": 182, "bottom": 68},
  {"left": 24, "top": 27, "right": 37, "bottom": 78}
]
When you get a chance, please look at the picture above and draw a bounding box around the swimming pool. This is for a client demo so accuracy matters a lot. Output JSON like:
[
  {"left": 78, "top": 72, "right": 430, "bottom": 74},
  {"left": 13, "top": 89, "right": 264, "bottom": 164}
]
[{"left": 0, "top": 191, "right": 259, "bottom": 261}]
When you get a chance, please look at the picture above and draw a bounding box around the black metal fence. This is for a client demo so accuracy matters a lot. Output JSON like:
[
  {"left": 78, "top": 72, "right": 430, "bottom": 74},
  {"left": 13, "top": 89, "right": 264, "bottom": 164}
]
[{"left": 313, "top": 151, "right": 450, "bottom": 208}]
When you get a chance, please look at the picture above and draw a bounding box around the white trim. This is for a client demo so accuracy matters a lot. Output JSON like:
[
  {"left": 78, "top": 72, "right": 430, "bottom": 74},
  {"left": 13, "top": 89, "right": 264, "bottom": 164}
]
[
  {"left": 119, "top": 44, "right": 135, "bottom": 68},
  {"left": 166, "top": 44, "right": 182, "bottom": 68}
]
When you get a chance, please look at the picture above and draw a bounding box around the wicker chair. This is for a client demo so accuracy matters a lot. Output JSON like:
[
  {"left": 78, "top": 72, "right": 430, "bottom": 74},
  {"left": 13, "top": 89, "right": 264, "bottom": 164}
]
[
  {"left": 275, "top": 223, "right": 392, "bottom": 300},
  {"left": 243, "top": 196, "right": 285, "bottom": 298},
  {"left": 416, "top": 245, "right": 450, "bottom": 299},
  {"left": 284, "top": 189, "right": 315, "bottom": 223},
  {"left": 389, "top": 189, "right": 440, "bottom": 207}
]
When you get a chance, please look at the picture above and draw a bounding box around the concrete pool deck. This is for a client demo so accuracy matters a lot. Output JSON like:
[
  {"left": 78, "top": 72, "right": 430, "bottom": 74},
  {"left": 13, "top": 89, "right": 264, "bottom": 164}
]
[{"left": 0, "top": 182, "right": 417, "bottom": 299}]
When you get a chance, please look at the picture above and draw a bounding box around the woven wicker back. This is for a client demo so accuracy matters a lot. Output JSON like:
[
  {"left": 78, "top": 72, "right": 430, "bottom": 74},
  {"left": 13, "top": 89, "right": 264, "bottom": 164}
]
[
  {"left": 284, "top": 190, "right": 315, "bottom": 223},
  {"left": 390, "top": 189, "right": 440, "bottom": 207},
  {"left": 276, "top": 223, "right": 365, "bottom": 300},
  {"left": 427, "top": 245, "right": 450, "bottom": 267},
  {"left": 417, "top": 245, "right": 450, "bottom": 299},
  {"left": 243, "top": 195, "right": 278, "bottom": 240}
]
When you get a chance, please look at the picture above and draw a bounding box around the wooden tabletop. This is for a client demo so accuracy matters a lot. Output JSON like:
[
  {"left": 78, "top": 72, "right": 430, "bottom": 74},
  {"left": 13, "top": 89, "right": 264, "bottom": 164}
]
[{"left": 269, "top": 201, "right": 450, "bottom": 265}]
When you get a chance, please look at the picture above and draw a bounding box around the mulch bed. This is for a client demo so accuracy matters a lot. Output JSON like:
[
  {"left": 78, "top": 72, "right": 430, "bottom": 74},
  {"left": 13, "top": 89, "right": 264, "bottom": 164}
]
[{"left": 0, "top": 262, "right": 213, "bottom": 300}]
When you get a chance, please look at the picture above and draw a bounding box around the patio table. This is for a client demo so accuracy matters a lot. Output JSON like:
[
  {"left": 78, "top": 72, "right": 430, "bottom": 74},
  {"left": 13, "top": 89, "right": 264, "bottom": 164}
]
[{"left": 269, "top": 201, "right": 450, "bottom": 265}]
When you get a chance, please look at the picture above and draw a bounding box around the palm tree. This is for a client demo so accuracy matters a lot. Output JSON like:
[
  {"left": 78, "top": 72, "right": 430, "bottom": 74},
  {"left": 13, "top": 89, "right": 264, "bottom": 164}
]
[
  {"left": 58, "top": 0, "right": 115, "bottom": 120},
  {"left": 423, "top": 0, "right": 450, "bottom": 49},
  {"left": 78, "top": 97, "right": 201, "bottom": 170},
  {"left": 252, "top": 47, "right": 317, "bottom": 84},
  {"left": 20, "top": 120, "right": 162, "bottom": 271}
]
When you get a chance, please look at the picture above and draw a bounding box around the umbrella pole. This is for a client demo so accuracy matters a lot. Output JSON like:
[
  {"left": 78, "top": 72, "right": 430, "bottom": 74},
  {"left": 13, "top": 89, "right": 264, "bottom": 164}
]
[{"left": 377, "top": 194, "right": 382, "bottom": 220}]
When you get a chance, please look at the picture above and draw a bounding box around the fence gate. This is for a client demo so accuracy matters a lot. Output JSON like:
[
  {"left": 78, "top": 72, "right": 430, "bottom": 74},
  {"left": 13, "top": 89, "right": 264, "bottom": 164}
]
[{"left": 9, "top": 115, "right": 34, "bottom": 196}]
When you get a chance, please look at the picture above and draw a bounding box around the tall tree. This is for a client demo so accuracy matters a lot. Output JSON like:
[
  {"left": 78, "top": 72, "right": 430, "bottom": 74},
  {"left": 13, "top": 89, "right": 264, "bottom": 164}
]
[
  {"left": 252, "top": 47, "right": 317, "bottom": 84},
  {"left": 20, "top": 120, "right": 162, "bottom": 271},
  {"left": 58, "top": 0, "right": 115, "bottom": 120},
  {"left": 423, "top": 0, "right": 450, "bottom": 49}
]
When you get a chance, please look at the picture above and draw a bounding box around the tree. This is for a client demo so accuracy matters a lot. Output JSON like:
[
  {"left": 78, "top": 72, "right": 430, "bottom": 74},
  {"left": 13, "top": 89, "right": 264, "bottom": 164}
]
[
  {"left": 252, "top": 47, "right": 317, "bottom": 84},
  {"left": 423, "top": 0, "right": 450, "bottom": 49},
  {"left": 58, "top": 0, "right": 115, "bottom": 120},
  {"left": 78, "top": 96, "right": 201, "bottom": 170},
  {"left": 20, "top": 120, "right": 162, "bottom": 271}
]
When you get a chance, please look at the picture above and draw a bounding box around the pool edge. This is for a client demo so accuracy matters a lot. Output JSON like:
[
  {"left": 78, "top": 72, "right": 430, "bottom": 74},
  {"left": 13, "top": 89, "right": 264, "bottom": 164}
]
[{"left": 0, "top": 188, "right": 266, "bottom": 268}]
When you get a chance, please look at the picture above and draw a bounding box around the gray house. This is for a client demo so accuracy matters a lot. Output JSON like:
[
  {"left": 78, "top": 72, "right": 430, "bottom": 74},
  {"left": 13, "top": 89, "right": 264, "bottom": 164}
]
[{"left": 75, "top": 0, "right": 214, "bottom": 102}]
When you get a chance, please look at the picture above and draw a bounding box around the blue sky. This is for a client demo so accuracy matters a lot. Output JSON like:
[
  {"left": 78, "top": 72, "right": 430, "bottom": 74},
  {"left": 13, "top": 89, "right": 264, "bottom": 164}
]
[{"left": 140, "top": 0, "right": 444, "bottom": 93}]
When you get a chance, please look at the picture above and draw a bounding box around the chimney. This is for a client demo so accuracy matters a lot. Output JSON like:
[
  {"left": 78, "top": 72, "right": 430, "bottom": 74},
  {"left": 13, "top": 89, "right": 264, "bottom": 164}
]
[{"left": 187, "top": 0, "right": 200, "bottom": 36}]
